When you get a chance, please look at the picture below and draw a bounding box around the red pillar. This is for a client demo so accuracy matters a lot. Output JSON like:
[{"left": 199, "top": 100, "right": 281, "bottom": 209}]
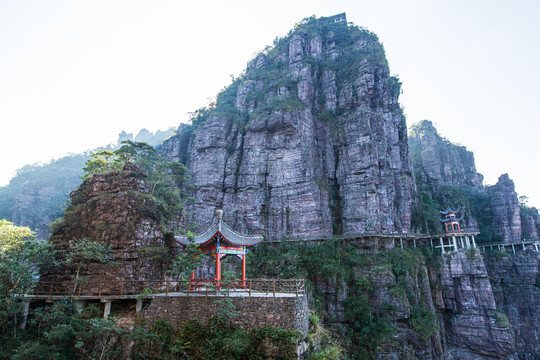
[
  {"left": 215, "top": 253, "right": 222, "bottom": 283},
  {"left": 241, "top": 253, "right": 246, "bottom": 289},
  {"left": 190, "top": 270, "right": 195, "bottom": 290}
]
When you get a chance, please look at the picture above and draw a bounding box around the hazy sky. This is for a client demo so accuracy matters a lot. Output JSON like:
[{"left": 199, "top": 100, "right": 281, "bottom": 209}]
[{"left": 1, "top": 0, "right": 539, "bottom": 205}]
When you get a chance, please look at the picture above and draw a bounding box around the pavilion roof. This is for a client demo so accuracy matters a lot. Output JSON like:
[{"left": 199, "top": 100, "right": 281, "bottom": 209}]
[
  {"left": 440, "top": 208, "right": 459, "bottom": 215},
  {"left": 175, "top": 212, "right": 263, "bottom": 248}
]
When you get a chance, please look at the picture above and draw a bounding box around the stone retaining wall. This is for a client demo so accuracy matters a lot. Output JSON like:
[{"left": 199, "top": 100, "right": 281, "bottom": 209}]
[{"left": 141, "top": 295, "right": 309, "bottom": 335}]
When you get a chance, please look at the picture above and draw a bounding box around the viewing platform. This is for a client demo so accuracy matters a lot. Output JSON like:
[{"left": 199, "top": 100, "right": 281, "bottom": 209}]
[{"left": 21, "top": 278, "right": 308, "bottom": 333}]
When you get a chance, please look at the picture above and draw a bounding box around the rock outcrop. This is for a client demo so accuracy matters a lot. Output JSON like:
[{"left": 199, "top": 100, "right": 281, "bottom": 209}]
[
  {"left": 409, "top": 120, "right": 484, "bottom": 188},
  {"left": 484, "top": 250, "right": 540, "bottom": 359},
  {"left": 488, "top": 174, "right": 522, "bottom": 243},
  {"left": 162, "top": 18, "right": 415, "bottom": 240},
  {"left": 440, "top": 251, "right": 516, "bottom": 359},
  {"left": 39, "top": 164, "right": 174, "bottom": 294}
]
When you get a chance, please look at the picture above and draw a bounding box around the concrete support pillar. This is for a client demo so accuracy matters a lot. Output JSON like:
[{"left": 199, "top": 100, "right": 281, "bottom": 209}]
[
  {"left": 452, "top": 236, "right": 458, "bottom": 251},
  {"left": 512, "top": 244, "right": 516, "bottom": 254},
  {"left": 20, "top": 301, "right": 30, "bottom": 329},
  {"left": 74, "top": 300, "right": 86, "bottom": 314},
  {"left": 103, "top": 301, "right": 112, "bottom": 319},
  {"left": 472, "top": 236, "right": 477, "bottom": 248},
  {"left": 413, "top": 238, "right": 416, "bottom": 248},
  {"left": 136, "top": 299, "right": 143, "bottom": 313},
  {"left": 465, "top": 236, "right": 470, "bottom": 249},
  {"left": 430, "top": 238, "right": 434, "bottom": 249},
  {"left": 440, "top": 237, "right": 445, "bottom": 255},
  {"left": 522, "top": 242, "right": 526, "bottom": 250},
  {"left": 534, "top": 243, "right": 539, "bottom": 252}
]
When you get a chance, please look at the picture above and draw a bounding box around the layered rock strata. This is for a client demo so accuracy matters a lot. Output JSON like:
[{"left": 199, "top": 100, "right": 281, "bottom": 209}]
[
  {"left": 484, "top": 250, "right": 540, "bottom": 359},
  {"left": 488, "top": 174, "right": 522, "bottom": 243},
  {"left": 440, "top": 251, "right": 516, "bottom": 359},
  {"left": 408, "top": 120, "right": 484, "bottom": 188},
  {"left": 39, "top": 164, "right": 173, "bottom": 294},
  {"left": 163, "top": 19, "right": 415, "bottom": 240}
]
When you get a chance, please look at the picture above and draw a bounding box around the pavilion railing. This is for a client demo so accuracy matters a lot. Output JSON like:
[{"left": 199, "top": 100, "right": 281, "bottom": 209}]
[{"left": 31, "top": 278, "right": 306, "bottom": 298}]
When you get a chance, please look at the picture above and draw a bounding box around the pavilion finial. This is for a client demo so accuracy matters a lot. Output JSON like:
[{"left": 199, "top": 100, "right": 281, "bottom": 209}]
[{"left": 216, "top": 209, "right": 223, "bottom": 231}]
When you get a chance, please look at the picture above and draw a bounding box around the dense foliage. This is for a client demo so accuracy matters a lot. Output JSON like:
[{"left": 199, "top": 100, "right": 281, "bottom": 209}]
[
  {"left": 248, "top": 242, "right": 438, "bottom": 359},
  {"left": 131, "top": 317, "right": 299, "bottom": 360},
  {"left": 1, "top": 299, "right": 299, "bottom": 360},
  {"left": 0, "top": 221, "right": 56, "bottom": 358}
]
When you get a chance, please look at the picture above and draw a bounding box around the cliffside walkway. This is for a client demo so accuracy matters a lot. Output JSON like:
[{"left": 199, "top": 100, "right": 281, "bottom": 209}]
[
  {"left": 477, "top": 240, "right": 540, "bottom": 254},
  {"left": 31, "top": 278, "right": 305, "bottom": 299},
  {"left": 266, "top": 231, "right": 482, "bottom": 255},
  {"left": 19, "top": 278, "right": 306, "bottom": 327}
]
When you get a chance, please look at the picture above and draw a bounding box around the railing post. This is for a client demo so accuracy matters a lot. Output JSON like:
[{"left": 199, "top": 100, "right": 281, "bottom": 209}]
[
  {"left": 165, "top": 280, "right": 169, "bottom": 296},
  {"left": 49, "top": 282, "right": 53, "bottom": 297},
  {"left": 120, "top": 278, "right": 124, "bottom": 296},
  {"left": 98, "top": 279, "right": 102, "bottom": 297},
  {"left": 295, "top": 280, "right": 298, "bottom": 297},
  {"left": 249, "top": 280, "right": 252, "bottom": 297},
  {"left": 272, "top": 279, "right": 275, "bottom": 298}
]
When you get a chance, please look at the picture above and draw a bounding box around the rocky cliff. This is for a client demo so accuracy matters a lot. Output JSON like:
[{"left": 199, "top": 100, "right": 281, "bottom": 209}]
[
  {"left": 162, "top": 17, "right": 414, "bottom": 240},
  {"left": 440, "top": 251, "right": 516, "bottom": 359},
  {"left": 408, "top": 121, "right": 540, "bottom": 244},
  {"left": 39, "top": 164, "right": 174, "bottom": 294},
  {"left": 409, "top": 120, "right": 483, "bottom": 188},
  {"left": 488, "top": 174, "right": 523, "bottom": 243},
  {"left": 484, "top": 250, "right": 540, "bottom": 359}
]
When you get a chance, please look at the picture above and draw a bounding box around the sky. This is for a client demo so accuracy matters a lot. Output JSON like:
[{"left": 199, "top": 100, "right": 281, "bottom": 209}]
[{"left": 1, "top": 0, "right": 539, "bottom": 205}]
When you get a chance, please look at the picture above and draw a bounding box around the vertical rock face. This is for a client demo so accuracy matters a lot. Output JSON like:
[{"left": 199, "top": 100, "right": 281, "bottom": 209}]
[
  {"left": 439, "top": 251, "right": 516, "bottom": 359},
  {"left": 520, "top": 207, "right": 540, "bottom": 241},
  {"left": 39, "top": 165, "right": 173, "bottom": 294},
  {"left": 488, "top": 174, "right": 522, "bottom": 243},
  {"left": 484, "top": 250, "right": 540, "bottom": 359},
  {"left": 407, "top": 120, "right": 484, "bottom": 233},
  {"left": 162, "top": 18, "right": 414, "bottom": 240},
  {"left": 408, "top": 120, "right": 484, "bottom": 188}
]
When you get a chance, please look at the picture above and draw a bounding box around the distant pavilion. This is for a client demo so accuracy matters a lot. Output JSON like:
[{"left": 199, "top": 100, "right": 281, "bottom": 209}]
[
  {"left": 440, "top": 208, "right": 462, "bottom": 234},
  {"left": 175, "top": 210, "right": 263, "bottom": 285}
]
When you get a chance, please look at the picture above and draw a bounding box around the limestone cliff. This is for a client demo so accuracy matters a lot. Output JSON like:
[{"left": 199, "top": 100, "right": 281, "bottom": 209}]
[{"left": 162, "top": 17, "right": 414, "bottom": 240}]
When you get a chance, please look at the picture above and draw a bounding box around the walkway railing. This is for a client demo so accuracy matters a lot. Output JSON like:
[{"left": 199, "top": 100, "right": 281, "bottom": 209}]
[
  {"left": 477, "top": 240, "right": 540, "bottom": 253},
  {"left": 32, "top": 278, "right": 306, "bottom": 298}
]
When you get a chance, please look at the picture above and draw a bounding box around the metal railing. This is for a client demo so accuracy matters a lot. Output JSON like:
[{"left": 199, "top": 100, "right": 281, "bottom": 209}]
[{"left": 32, "top": 278, "right": 305, "bottom": 298}]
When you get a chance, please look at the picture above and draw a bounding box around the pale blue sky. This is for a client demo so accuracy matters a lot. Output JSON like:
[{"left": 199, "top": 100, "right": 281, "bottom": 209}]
[{"left": 1, "top": 0, "right": 539, "bottom": 205}]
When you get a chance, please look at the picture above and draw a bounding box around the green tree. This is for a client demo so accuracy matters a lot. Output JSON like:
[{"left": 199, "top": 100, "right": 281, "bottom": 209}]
[
  {"left": 81, "top": 141, "right": 189, "bottom": 227},
  {"left": 0, "top": 220, "right": 56, "bottom": 349},
  {"left": 82, "top": 150, "right": 118, "bottom": 178},
  {"left": 64, "top": 239, "right": 111, "bottom": 293},
  {"left": 168, "top": 231, "right": 202, "bottom": 282}
]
